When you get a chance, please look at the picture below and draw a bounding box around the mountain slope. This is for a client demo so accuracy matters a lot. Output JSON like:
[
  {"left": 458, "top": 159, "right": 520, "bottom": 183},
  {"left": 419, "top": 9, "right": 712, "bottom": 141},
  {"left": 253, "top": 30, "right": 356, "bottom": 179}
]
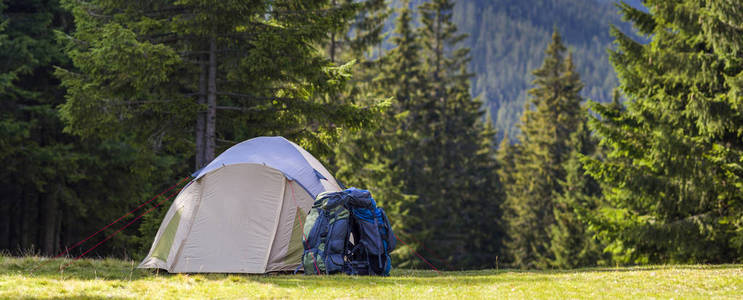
[{"left": 451, "top": 0, "right": 637, "bottom": 139}]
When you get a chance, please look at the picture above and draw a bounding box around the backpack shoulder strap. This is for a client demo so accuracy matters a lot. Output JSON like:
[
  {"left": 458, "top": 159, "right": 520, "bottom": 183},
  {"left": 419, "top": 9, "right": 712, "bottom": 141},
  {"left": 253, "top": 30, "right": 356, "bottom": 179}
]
[{"left": 377, "top": 207, "right": 396, "bottom": 250}]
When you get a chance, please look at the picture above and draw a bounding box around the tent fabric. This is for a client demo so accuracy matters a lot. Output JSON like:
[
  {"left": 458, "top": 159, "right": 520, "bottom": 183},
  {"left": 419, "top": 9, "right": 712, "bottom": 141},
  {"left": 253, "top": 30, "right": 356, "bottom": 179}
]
[
  {"left": 139, "top": 136, "right": 342, "bottom": 274},
  {"left": 191, "top": 136, "right": 339, "bottom": 199},
  {"left": 170, "top": 164, "right": 285, "bottom": 273},
  {"left": 150, "top": 209, "right": 181, "bottom": 261},
  {"left": 265, "top": 180, "right": 313, "bottom": 272},
  {"left": 139, "top": 180, "right": 202, "bottom": 270}
]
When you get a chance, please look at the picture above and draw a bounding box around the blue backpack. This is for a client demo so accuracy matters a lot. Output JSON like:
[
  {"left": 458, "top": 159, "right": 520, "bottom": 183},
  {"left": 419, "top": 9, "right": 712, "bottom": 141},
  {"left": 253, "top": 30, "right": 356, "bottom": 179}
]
[{"left": 301, "top": 188, "right": 396, "bottom": 276}]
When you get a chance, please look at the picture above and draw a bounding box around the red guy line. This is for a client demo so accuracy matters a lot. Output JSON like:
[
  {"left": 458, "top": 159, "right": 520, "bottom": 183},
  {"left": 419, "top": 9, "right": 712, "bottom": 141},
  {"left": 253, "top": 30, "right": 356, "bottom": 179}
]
[
  {"left": 59, "top": 182, "right": 187, "bottom": 271},
  {"left": 58, "top": 177, "right": 189, "bottom": 258},
  {"left": 30, "top": 177, "right": 190, "bottom": 274},
  {"left": 394, "top": 235, "right": 442, "bottom": 275},
  {"left": 397, "top": 231, "right": 455, "bottom": 271}
]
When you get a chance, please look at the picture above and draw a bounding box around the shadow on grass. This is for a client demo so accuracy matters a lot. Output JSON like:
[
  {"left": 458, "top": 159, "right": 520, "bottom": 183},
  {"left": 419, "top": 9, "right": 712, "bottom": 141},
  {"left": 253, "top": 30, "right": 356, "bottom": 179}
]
[
  {"left": 243, "top": 273, "right": 540, "bottom": 289},
  {"left": 4, "top": 255, "right": 741, "bottom": 285},
  {"left": 505, "top": 264, "right": 743, "bottom": 274},
  {"left": 0, "top": 256, "right": 151, "bottom": 281}
]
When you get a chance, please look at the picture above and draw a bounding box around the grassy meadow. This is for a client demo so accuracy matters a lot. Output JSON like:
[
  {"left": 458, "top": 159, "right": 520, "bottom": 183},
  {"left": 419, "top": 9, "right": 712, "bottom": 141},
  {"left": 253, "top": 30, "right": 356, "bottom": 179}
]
[{"left": 1, "top": 255, "right": 741, "bottom": 299}]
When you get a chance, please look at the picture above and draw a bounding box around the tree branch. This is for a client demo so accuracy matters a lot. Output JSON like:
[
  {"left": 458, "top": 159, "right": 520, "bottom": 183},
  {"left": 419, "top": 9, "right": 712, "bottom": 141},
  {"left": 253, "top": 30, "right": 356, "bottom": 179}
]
[{"left": 216, "top": 91, "right": 299, "bottom": 102}]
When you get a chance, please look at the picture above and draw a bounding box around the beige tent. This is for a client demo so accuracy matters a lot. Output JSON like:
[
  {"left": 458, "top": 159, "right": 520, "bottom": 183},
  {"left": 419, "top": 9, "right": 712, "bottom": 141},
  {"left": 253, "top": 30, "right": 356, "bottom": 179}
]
[{"left": 138, "top": 137, "right": 342, "bottom": 273}]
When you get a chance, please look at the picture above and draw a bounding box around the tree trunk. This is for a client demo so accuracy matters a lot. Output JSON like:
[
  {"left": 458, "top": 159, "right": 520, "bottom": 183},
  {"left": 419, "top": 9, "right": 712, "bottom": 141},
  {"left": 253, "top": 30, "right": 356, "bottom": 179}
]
[
  {"left": 0, "top": 193, "right": 10, "bottom": 250},
  {"left": 330, "top": 0, "right": 337, "bottom": 62},
  {"left": 195, "top": 55, "right": 208, "bottom": 170},
  {"left": 55, "top": 207, "right": 62, "bottom": 257},
  {"left": 40, "top": 186, "right": 59, "bottom": 256},
  {"left": 21, "top": 189, "right": 39, "bottom": 253},
  {"left": 7, "top": 186, "right": 21, "bottom": 253},
  {"left": 330, "top": 32, "right": 336, "bottom": 63},
  {"left": 205, "top": 37, "right": 217, "bottom": 163}
]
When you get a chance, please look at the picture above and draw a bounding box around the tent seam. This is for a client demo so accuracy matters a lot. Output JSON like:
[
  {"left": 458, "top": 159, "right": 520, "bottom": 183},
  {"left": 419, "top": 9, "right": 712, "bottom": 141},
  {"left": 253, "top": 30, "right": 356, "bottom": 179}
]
[
  {"left": 262, "top": 175, "right": 287, "bottom": 272},
  {"left": 169, "top": 178, "right": 204, "bottom": 271}
]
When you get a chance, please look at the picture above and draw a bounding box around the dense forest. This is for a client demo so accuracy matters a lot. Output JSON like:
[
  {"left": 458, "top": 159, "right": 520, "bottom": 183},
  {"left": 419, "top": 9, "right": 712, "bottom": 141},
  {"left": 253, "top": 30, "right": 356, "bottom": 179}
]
[
  {"left": 392, "top": 0, "right": 645, "bottom": 139},
  {"left": 451, "top": 0, "right": 643, "bottom": 140},
  {"left": 1, "top": 0, "right": 742, "bottom": 270}
]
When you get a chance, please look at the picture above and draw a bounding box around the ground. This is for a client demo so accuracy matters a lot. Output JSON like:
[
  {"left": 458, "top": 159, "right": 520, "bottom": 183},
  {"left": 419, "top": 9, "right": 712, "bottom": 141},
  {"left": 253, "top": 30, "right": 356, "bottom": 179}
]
[{"left": 1, "top": 255, "right": 741, "bottom": 299}]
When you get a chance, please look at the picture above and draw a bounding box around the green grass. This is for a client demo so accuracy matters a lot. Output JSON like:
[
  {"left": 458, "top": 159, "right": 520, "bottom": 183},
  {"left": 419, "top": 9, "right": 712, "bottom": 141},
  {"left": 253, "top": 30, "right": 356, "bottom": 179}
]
[{"left": 1, "top": 255, "right": 741, "bottom": 299}]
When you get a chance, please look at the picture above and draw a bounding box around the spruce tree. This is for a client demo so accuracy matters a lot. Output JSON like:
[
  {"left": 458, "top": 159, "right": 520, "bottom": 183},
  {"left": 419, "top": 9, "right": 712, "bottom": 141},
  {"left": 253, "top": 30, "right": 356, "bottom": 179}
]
[
  {"left": 320, "top": 0, "right": 388, "bottom": 117},
  {"left": 495, "top": 132, "right": 521, "bottom": 265},
  {"left": 334, "top": 2, "right": 421, "bottom": 267},
  {"left": 337, "top": 0, "right": 505, "bottom": 269},
  {"left": 0, "top": 0, "right": 78, "bottom": 255},
  {"left": 402, "top": 0, "right": 503, "bottom": 269},
  {"left": 585, "top": 1, "right": 743, "bottom": 263},
  {"left": 496, "top": 133, "right": 519, "bottom": 195},
  {"left": 0, "top": 0, "right": 182, "bottom": 256},
  {"left": 462, "top": 111, "right": 507, "bottom": 267},
  {"left": 548, "top": 116, "right": 606, "bottom": 268},
  {"left": 505, "top": 31, "right": 585, "bottom": 268},
  {"left": 57, "top": 0, "right": 372, "bottom": 171},
  {"left": 327, "top": 0, "right": 389, "bottom": 64}
]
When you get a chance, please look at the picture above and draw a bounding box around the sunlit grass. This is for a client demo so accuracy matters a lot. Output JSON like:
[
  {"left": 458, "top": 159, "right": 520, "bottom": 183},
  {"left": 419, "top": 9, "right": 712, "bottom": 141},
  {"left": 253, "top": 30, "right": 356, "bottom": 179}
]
[{"left": 1, "top": 255, "right": 741, "bottom": 299}]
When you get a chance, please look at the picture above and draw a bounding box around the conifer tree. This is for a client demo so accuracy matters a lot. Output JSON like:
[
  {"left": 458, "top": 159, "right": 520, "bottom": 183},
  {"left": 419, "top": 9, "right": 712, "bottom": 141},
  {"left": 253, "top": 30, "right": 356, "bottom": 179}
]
[
  {"left": 333, "top": 2, "right": 420, "bottom": 267},
  {"left": 338, "top": 0, "right": 505, "bottom": 269},
  {"left": 0, "top": 0, "right": 78, "bottom": 255},
  {"left": 462, "top": 111, "right": 507, "bottom": 267},
  {"left": 57, "top": 0, "right": 372, "bottom": 171},
  {"left": 505, "top": 31, "right": 585, "bottom": 268},
  {"left": 548, "top": 116, "right": 605, "bottom": 268},
  {"left": 496, "top": 133, "right": 519, "bottom": 192},
  {"left": 585, "top": 1, "right": 743, "bottom": 263},
  {"left": 327, "top": 0, "right": 389, "bottom": 64},
  {"left": 402, "top": 0, "right": 503, "bottom": 269},
  {"left": 0, "top": 0, "right": 182, "bottom": 256},
  {"left": 320, "top": 0, "right": 388, "bottom": 114},
  {"left": 495, "top": 132, "right": 520, "bottom": 265},
  {"left": 407, "top": 0, "right": 467, "bottom": 268}
]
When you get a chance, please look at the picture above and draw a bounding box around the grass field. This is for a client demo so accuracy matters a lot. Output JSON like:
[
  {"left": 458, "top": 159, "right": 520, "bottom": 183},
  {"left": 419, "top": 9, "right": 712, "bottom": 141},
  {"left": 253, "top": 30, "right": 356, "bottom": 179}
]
[{"left": 1, "top": 255, "right": 741, "bottom": 299}]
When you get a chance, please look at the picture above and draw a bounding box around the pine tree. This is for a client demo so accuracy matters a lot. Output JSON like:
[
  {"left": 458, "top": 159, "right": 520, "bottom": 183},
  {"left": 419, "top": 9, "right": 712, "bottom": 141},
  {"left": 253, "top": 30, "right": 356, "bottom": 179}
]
[
  {"left": 548, "top": 115, "right": 606, "bottom": 268},
  {"left": 495, "top": 132, "right": 521, "bottom": 266},
  {"left": 0, "top": 0, "right": 76, "bottom": 255},
  {"left": 496, "top": 133, "right": 519, "bottom": 193},
  {"left": 584, "top": 1, "right": 743, "bottom": 263},
  {"left": 337, "top": 0, "right": 505, "bottom": 269},
  {"left": 334, "top": 2, "right": 421, "bottom": 267},
  {"left": 461, "top": 111, "right": 507, "bottom": 268},
  {"left": 57, "top": 0, "right": 372, "bottom": 171},
  {"left": 505, "top": 30, "right": 585, "bottom": 268},
  {"left": 403, "top": 0, "right": 503, "bottom": 269},
  {"left": 0, "top": 0, "right": 182, "bottom": 256},
  {"left": 327, "top": 0, "right": 389, "bottom": 64}
]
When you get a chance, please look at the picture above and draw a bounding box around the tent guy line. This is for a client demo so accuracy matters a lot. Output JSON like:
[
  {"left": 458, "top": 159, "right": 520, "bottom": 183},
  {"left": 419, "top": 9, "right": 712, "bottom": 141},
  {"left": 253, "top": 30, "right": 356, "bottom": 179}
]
[
  {"left": 58, "top": 180, "right": 189, "bottom": 271},
  {"left": 137, "top": 137, "right": 342, "bottom": 273},
  {"left": 29, "top": 176, "right": 191, "bottom": 274},
  {"left": 395, "top": 231, "right": 453, "bottom": 271},
  {"left": 394, "top": 235, "right": 441, "bottom": 275},
  {"left": 33, "top": 137, "right": 442, "bottom": 275}
]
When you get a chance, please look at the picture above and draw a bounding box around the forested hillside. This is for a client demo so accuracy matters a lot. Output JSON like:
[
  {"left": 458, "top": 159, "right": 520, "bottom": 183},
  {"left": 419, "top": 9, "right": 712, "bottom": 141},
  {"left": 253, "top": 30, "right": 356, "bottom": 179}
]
[{"left": 450, "top": 0, "right": 640, "bottom": 139}]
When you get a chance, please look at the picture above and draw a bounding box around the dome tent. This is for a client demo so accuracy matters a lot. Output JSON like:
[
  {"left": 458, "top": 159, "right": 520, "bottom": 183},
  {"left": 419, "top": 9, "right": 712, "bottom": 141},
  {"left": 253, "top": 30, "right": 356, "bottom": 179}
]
[{"left": 138, "top": 136, "right": 342, "bottom": 273}]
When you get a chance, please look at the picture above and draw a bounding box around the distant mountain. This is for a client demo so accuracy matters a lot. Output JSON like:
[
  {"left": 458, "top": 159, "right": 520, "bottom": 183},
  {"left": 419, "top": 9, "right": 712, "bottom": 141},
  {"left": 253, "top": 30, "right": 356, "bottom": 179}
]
[
  {"left": 386, "top": 0, "right": 641, "bottom": 140},
  {"left": 597, "top": 0, "right": 647, "bottom": 11},
  {"left": 451, "top": 0, "right": 642, "bottom": 139}
]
